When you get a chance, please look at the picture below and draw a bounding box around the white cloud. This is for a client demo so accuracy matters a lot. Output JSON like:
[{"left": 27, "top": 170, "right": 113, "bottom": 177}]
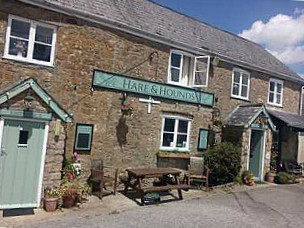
[{"left": 239, "top": 10, "right": 304, "bottom": 65}]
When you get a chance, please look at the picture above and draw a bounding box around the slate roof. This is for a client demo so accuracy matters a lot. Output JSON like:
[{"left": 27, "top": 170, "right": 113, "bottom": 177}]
[
  {"left": 224, "top": 104, "right": 275, "bottom": 130},
  {"left": 267, "top": 108, "right": 304, "bottom": 130},
  {"left": 224, "top": 104, "right": 264, "bottom": 127},
  {"left": 20, "top": 0, "right": 302, "bottom": 82}
]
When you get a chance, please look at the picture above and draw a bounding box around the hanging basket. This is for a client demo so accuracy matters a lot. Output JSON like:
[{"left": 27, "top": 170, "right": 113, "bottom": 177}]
[{"left": 121, "top": 105, "right": 133, "bottom": 116}]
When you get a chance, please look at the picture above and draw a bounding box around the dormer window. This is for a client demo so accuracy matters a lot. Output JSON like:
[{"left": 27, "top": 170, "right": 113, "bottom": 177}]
[
  {"left": 4, "top": 15, "right": 57, "bottom": 66},
  {"left": 168, "top": 50, "right": 210, "bottom": 87}
]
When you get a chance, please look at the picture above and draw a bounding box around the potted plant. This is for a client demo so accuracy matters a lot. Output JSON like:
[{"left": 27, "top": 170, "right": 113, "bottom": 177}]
[
  {"left": 242, "top": 170, "right": 254, "bottom": 186},
  {"left": 44, "top": 187, "right": 59, "bottom": 212},
  {"left": 266, "top": 147, "right": 278, "bottom": 183}
]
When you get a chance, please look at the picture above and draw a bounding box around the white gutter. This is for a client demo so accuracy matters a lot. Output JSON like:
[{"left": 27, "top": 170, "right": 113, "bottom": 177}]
[{"left": 19, "top": 0, "right": 304, "bottom": 84}]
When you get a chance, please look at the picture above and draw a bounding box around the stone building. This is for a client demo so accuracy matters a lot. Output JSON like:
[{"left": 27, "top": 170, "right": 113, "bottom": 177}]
[{"left": 0, "top": 0, "right": 303, "bottom": 209}]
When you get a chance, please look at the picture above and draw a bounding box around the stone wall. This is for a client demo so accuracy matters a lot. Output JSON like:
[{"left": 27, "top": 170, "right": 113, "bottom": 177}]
[
  {"left": 207, "top": 62, "right": 302, "bottom": 119},
  {"left": 0, "top": 0, "right": 300, "bottom": 179}
]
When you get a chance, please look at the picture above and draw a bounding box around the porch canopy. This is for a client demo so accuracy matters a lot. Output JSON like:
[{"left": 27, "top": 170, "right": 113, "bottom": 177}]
[
  {"left": 267, "top": 108, "right": 304, "bottom": 130},
  {"left": 224, "top": 104, "right": 276, "bottom": 130}
]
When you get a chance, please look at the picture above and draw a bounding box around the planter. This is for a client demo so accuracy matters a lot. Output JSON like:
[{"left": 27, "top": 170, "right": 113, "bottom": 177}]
[
  {"left": 266, "top": 172, "right": 276, "bottom": 183},
  {"left": 44, "top": 197, "right": 58, "bottom": 212},
  {"left": 63, "top": 195, "right": 75, "bottom": 208}
]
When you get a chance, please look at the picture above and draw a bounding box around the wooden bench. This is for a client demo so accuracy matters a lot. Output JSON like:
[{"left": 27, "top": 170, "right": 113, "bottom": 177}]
[{"left": 141, "top": 184, "right": 190, "bottom": 193}]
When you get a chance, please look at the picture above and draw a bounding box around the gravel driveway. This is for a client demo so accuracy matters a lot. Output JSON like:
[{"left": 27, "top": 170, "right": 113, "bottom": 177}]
[{"left": 9, "top": 184, "right": 304, "bottom": 228}]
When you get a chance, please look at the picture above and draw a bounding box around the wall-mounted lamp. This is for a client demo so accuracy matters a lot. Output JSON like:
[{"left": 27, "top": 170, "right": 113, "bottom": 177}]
[{"left": 212, "top": 56, "right": 220, "bottom": 66}]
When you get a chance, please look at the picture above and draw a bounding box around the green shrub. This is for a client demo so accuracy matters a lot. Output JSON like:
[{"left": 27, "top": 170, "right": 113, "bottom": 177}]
[
  {"left": 274, "top": 172, "right": 296, "bottom": 184},
  {"left": 204, "top": 142, "right": 242, "bottom": 186}
]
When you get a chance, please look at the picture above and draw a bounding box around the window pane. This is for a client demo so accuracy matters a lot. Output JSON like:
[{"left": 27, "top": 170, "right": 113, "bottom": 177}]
[
  {"left": 162, "top": 133, "right": 174, "bottom": 147},
  {"left": 33, "top": 43, "right": 51, "bottom": 62},
  {"left": 277, "top": 83, "right": 282, "bottom": 93},
  {"left": 269, "top": 92, "right": 274, "bottom": 103},
  {"left": 18, "top": 130, "right": 29, "bottom": 144},
  {"left": 164, "top": 118, "right": 175, "bottom": 132},
  {"left": 171, "top": 53, "right": 181, "bottom": 68},
  {"left": 270, "top": 81, "right": 275, "bottom": 92},
  {"left": 194, "top": 72, "right": 207, "bottom": 86},
  {"left": 276, "top": 94, "right": 281, "bottom": 104},
  {"left": 35, "top": 25, "right": 53, "bottom": 44},
  {"left": 11, "top": 19, "right": 30, "bottom": 39},
  {"left": 9, "top": 38, "right": 28, "bottom": 57},
  {"left": 195, "top": 58, "right": 207, "bottom": 72},
  {"left": 241, "top": 85, "right": 248, "bottom": 97},
  {"left": 233, "top": 71, "right": 240, "bottom": 83},
  {"left": 242, "top": 74, "right": 249, "bottom": 85},
  {"left": 77, "top": 133, "right": 90, "bottom": 149},
  {"left": 232, "top": 83, "right": 239, "bottom": 96},
  {"left": 176, "top": 134, "right": 187, "bottom": 148},
  {"left": 171, "top": 68, "right": 180, "bottom": 82},
  {"left": 178, "top": 120, "right": 188, "bottom": 133}
]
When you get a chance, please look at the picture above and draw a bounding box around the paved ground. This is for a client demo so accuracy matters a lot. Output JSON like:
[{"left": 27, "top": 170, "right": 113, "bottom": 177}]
[{"left": 2, "top": 184, "right": 304, "bottom": 228}]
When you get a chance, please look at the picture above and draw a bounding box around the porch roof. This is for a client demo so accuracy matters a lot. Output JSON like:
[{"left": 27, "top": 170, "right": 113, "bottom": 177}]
[
  {"left": 267, "top": 108, "right": 304, "bottom": 130},
  {"left": 0, "top": 78, "right": 73, "bottom": 122},
  {"left": 224, "top": 104, "right": 276, "bottom": 131}
]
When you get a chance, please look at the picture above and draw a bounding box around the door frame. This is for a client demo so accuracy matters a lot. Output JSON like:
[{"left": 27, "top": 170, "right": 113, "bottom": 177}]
[
  {"left": 247, "top": 128, "right": 266, "bottom": 181},
  {"left": 0, "top": 116, "right": 49, "bottom": 209}
]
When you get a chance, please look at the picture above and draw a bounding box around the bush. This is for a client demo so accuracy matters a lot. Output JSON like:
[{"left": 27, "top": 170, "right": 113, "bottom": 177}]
[
  {"left": 274, "top": 172, "right": 296, "bottom": 184},
  {"left": 204, "top": 142, "right": 242, "bottom": 186}
]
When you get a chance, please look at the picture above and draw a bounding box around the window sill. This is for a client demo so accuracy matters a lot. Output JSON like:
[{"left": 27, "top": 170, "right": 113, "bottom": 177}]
[
  {"left": 159, "top": 148, "right": 190, "bottom": 153},
  {"left": 3, "top": 55, "right": 54, "bottom": 68},
  {"left": 157, "top": 151, "right": 191, "bottom": 159},
  {"left": 230, "top": 95, "right": 250, "bottom": 102},
  {"left": 167, "top": 81, "right": 191, "bottom": 88},
  {"left": 267, "top": 102, "right": 283, "bottom": 108}
]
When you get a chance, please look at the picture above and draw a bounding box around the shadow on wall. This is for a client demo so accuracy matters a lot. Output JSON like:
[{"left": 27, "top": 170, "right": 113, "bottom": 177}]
[{"left": 116, "top": 116, "right": 129, "bottom": 149}]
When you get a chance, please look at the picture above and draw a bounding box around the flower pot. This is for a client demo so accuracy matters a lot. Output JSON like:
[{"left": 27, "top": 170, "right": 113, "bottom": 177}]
[
  {"left": 266, "top": 172, "right": 275, "bottom": 183},
  {"left": 44, "top": 197, "right": 58, "bottom": 212},
  {"left": 63, "top": 195, "right": 75, "bottom": 208}
]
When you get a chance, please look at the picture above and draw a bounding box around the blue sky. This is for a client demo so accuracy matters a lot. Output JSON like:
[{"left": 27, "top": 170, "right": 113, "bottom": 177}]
[{"left": 152, "top": 0, "right": 304, "bottom": 77}]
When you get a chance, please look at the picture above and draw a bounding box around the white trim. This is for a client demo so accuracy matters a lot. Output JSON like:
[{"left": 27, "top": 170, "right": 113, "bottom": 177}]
[
  {"left": 36, "top": 122, "right": 49, "bottom": 208},
  {"left": 267, "top": 78, "right": 284, "bottom": 107},
  {"left": 246, "top": 129, "right": 252, "bottom": 171},
  {"left": 0, "top": 117, "right": 49, "bottom": 209},
  {"left": 160, "top": 115, "right": 191, "bottom": 152},
  {"left": 300, "top": 86, "right": 304, "bottom": 116},
  {"left": 0, "top": 119, "right": 4, "bottom": 166},
  {"left": 231, "top": 68, "right": 250, "bottom": 100},
  {"left": 3, "top": 14, "right": 57, "bottom": 67},
  {"left": 167, "top": 50, "right": 184, "bottom": 86},
  {"left": 192, "top": 56, "right": 210, "bottom": 88}
]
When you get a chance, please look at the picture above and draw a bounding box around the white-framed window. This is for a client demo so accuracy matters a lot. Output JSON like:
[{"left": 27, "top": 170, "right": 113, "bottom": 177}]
[
  {"left": 231, "top": 68, "right": 250, "bottom": 100},
  {"left": 268, "top": 78, "right": 283, "bottom": 107},
  {"left": 160, "top": 116, "right": 191, "bottom": 151},
  {"left": 168, "top": 50, "right": 210, "bottom": 87},
  {"left": 4, "top": 15, "right": 57, "bottom": 66}
]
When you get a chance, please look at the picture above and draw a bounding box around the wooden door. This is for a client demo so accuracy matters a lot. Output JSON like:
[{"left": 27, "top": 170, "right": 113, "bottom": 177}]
[{"left": 0, "top": 119, "right": 46, "bottom": 209}]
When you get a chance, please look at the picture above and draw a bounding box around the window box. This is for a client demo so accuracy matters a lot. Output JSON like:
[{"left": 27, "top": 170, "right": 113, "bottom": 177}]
[
  {"left": 4, "top": 15, "right": 57, "bottom": 67},
  {"left": 231, "top": 68, "right": 250, "bottom": 100},
  {"left": 268, "top": 78, "right": 283, "bottom": 107},
  {"left": 167, "top": 50, "right": 210, "bottom": 88},
  {"left": 160, "top": 116, "right": 191, "bottom": 151}
]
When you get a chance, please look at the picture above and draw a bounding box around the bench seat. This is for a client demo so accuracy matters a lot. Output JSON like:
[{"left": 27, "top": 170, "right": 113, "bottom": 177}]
[{"left": 141, "top": 184, "right": 190, "bottom": 193}]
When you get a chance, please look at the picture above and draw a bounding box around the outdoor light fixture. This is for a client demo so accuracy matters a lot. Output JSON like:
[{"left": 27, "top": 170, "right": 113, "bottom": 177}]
[{"left": 24, "top": 91, "right": 35, "bottom": 109}]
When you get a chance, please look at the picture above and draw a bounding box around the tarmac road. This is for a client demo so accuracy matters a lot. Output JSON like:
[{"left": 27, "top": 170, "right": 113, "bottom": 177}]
[{"left": 18, "top": 184, "right": 304, "bottom": 228}]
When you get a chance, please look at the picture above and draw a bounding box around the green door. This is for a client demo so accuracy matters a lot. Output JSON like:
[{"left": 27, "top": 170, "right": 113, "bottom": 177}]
[
  {"left": 249, "top": 130, "right": 265, "bottom": 180},
  {"left": 0, "top": 119, "right": 46, "bottom": 209}
]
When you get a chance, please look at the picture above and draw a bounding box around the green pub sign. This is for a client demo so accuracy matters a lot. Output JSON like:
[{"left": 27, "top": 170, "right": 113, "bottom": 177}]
[{"left": 93, "top": 70, "right": 214, "bottom": 107}]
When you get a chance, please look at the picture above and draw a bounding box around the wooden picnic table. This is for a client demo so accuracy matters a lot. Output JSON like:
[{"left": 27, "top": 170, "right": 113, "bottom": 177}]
[{"left": 124, "top": 167, "right": 190, "bottom": 205}]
